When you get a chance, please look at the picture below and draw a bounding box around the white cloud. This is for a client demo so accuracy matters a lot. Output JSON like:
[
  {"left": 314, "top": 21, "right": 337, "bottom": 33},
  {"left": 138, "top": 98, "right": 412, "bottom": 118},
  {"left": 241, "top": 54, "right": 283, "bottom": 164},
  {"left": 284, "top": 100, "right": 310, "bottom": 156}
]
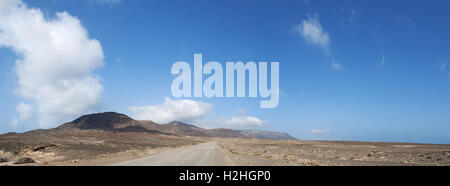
[
  {"left": 16, "top": 102, "right": 32, "bottom": 120},
  {"left": 336, "top": 2, "right": 358, "bottom": 28},
  {"left": 349, "top": 9, "right": 357, "bottom": 27},
  {"left": 9, "top": 118, "right": 19, "bottom": 128},
  {"left": 439, "top": 62, "right": 447, "bottom": 72},
  {"left": 220, "top": 116, "right": 267, "bottom": 129},
  {"left": 440, "top": 63, "right": 447, "bottom": 72},
  {"left": 331, "top": 60, "right": 343, "bottom": 70},
  {"left": 435, "top": 58, "right": 448, "bottom": 73},
  {"left": 379, "top": 55, "right": 386, "bottom": 68},
  {"left": 296, "top": 15, "right": 330, "bottom": 51},
  {"left": 129, "top": 98, "right": 213, "bottom": 123},
  {"left": 10, "top": 102, "right": 33, "bottom": 128},
  {"left": 129, "top": 98, "right": 267, "bottom": 130},
  {"left": 310, "top": 129, "right": 328, "bottom": 134},
  {"left": 0, "top": 0, "right": 104, "bottom": 127}
]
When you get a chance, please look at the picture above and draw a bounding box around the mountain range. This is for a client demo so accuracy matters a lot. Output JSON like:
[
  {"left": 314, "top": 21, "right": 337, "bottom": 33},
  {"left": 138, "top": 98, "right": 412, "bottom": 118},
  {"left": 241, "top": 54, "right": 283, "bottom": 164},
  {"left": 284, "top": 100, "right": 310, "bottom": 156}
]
[{"left": 54, "top": 112, "right": 296, "bottom": 140}]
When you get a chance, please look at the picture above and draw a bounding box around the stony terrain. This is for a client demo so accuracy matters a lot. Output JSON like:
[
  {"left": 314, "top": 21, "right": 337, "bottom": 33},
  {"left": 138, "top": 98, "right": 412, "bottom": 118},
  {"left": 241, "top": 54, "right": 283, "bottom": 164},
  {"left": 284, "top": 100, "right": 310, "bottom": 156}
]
[
  {"left": 217, "top": 138, "right": 450, "bottom": 166},
  {"left": 0, "top": 129, "right": 202, "bottom": 165}
]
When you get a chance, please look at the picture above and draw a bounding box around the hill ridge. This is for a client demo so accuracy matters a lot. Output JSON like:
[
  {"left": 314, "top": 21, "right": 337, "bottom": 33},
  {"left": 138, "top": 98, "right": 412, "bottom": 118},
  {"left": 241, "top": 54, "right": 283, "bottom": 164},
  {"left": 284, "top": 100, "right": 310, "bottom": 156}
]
[{"left": 54, "top": 112, "right": 295, "bottom": 140}]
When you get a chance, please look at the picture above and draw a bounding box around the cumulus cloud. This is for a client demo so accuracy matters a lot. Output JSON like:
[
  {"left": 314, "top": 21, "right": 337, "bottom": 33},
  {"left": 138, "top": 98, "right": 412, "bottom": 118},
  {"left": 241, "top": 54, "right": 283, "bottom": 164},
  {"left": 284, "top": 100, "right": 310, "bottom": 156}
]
[
  {"left": 129, "top": 98, "right": 267, "bottom": 130},
  {"left": 310, "top": 129, "right": 329, "bottom": 134},
  {"left": 436, "top": 58, "right": 448, "bottom": 72},
  {"left": 129, "top": 98, "right": 213, "bottom": 123},
  {"left": 9, "top": 119, "right": 19, "bottom": 128},
  {"left": 219, "top": 116, "right": 267, "bottom": 129},
  {"left": 9, "top": 102, "right": 31, "bottom": 128},
  {"left": 296, "top": 15, "right": 330, "bottom": 51},
  {"left": 16, "top": 102, "right": 32, "bottom": 120},
  {"left": 336, "top": 2, "right": 358, "bottom": 28},
  {"left": 379, "top": 55, "right": 386, "bottom": 68},
  {"left": 0, "top": 0, "right": 104, "bottom": 127},
  {"left": 331, "top": 60, "right": 343, "bottom": 70},
  {"left": 440, "top": 63, "right": 447, "bottom": 72}
]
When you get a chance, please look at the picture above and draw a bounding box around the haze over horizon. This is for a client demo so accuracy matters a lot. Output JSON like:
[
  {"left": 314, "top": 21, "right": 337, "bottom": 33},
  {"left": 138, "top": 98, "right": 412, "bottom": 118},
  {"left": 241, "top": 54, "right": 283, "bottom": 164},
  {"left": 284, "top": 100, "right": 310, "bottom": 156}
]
[{"left": 1, "top": 0, "right": 450, "bottom": 144}]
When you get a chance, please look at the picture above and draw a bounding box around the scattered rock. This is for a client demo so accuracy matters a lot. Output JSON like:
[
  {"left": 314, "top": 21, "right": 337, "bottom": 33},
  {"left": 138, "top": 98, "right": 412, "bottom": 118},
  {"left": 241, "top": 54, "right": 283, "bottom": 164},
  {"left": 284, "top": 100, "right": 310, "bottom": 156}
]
[
  {"left": 33, "top": 146, "right": 47, "bottom": 152},
  {"left": 34, "top": 144, "right": 56, "bottom": 152},
  {"left": 0, "top": 158, "right": 8, "bottom": 163},
  {"left": 14, "top": 157, "right": 35, "bottom": 164}
]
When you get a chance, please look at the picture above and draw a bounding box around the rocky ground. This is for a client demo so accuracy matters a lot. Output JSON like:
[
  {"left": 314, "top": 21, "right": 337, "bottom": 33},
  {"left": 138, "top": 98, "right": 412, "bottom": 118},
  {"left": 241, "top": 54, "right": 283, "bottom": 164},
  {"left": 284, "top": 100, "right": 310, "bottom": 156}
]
[
  {"left": 0, "top": 130, "right": 202, "bottom": 166},
  {"left": 217, "top": 138, "right": 450, "bottom": 166},
  {"left": 1, "top": 131, "right": 449, "bottom": 166}
]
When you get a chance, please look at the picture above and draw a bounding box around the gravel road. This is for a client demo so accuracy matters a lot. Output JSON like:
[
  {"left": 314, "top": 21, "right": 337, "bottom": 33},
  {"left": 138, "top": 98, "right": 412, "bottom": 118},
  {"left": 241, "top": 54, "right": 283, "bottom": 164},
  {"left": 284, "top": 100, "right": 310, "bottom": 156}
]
[{"left": 112, "top": 142, "right": 227, "bottom": 166}]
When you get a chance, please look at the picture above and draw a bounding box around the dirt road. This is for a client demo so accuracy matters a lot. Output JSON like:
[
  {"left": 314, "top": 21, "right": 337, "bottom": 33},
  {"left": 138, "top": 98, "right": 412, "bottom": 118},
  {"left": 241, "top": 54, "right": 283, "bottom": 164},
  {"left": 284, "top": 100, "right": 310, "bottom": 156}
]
[
  {"left": 113, "top": 142, "right": 227, "bottom": 166},
  {"left": 110, "top": 139, "right": 450, "bottom": 166}
]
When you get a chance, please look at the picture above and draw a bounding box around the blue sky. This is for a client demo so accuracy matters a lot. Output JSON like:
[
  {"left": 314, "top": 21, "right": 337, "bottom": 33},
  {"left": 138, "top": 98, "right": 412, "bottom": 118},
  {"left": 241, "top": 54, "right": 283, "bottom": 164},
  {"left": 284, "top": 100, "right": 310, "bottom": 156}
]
[{"left": 1, "top": 0, "right": 450, "bottom": 144}]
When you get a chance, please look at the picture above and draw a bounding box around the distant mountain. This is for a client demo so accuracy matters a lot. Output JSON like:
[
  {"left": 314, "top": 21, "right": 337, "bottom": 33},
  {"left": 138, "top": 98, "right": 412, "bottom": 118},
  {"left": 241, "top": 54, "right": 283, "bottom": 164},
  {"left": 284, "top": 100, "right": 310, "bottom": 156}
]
[
  {"left": 21, "top": 112, "right": 296, "bottom": 140},
  {"left": 139, "top": 120, "right": 295, "bottom": 140},
  {"left": 139, "top": 120, "right": 210, "bottom": 137},
  {"left": 205, "top": 128, "right": 248, "bottom": 138},
  {"left": 139, "top": 121, "right": 246, "bottom": 138},
  {"left": 237, "top": 129, "right": 296, "bottom": 140}
]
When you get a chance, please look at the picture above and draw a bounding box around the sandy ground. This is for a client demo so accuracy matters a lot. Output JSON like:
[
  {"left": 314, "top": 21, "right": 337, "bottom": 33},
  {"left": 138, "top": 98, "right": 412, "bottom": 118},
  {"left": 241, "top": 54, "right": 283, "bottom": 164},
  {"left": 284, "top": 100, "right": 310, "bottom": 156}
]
[
  {"left": 217, "top": 138, "right": 450, "bottom": 166},
  {"left": 1, "top": 133, "right": 449, "bottom": 166},
  {"left": 0, "top": 130, "right": 203, "bottom": 166}
]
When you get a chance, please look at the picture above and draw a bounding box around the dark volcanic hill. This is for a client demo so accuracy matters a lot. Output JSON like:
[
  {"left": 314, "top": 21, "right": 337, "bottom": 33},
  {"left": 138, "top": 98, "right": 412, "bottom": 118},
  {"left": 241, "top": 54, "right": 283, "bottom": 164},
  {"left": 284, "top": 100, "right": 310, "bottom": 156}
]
[
  {"left": 59, "top": 112, "right": 140, "bottom": 130},
  {"left": 57, "top": 112, "right": 168, "bottom": 134},
  {"left": 237, "top": 129, "right": 296, "bottom": 140}
]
